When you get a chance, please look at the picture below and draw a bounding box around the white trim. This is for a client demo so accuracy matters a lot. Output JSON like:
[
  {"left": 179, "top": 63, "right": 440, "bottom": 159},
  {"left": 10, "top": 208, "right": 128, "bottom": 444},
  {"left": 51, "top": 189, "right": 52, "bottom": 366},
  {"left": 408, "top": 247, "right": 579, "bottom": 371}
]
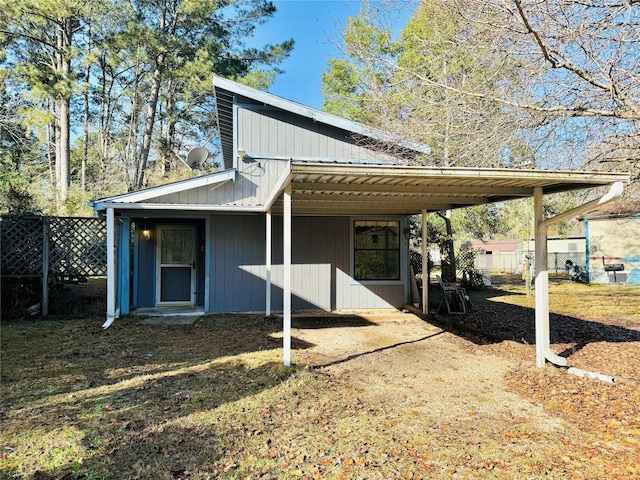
[
  {"left": 266, "top": 209, "right": 272, "bottom": 316},
  {"left": 283, "top": 184, "right": 292, "bottom": 366},
  {"left": 291, "top": 162, "right": 629, "bottom": 183},
  {"left": 94, "top": 203, "right": 264, "bottom": 212},
  {"left": 422, "top": 209, "right": 428, "bottom": 314},
  {"left": 233, "top": 103, "right": 239, "bottom": 170},
  {"left": 103, "top": 208, "right": 117, "bottom": 328}
]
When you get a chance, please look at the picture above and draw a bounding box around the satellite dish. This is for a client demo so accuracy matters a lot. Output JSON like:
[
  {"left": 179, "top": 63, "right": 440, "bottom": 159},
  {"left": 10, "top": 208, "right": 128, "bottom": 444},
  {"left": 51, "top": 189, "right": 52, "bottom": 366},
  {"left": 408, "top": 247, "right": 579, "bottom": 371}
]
[{"left": 186, "top": 146, "right": 209, "bottom": 168}]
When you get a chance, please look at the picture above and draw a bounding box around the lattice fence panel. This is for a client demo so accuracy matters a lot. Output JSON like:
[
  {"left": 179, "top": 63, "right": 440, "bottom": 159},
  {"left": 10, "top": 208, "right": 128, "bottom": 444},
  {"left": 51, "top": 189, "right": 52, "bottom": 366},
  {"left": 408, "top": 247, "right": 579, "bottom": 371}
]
[
  {"left": 0, "top": 216, "right": 43, "bottom": 276},
  {"left": 49, "top": 217, "right": 107, "bottom": 277},
  {"left": 1, "top": 215, "right": 107, "bottom": 278}
]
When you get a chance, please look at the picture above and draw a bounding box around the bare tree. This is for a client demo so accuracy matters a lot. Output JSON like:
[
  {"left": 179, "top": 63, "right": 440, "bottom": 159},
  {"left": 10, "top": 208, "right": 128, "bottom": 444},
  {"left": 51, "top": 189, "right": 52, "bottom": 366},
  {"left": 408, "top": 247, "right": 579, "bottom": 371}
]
[{"left": 438, "top": 0, "right": 640, "bottom": 191}]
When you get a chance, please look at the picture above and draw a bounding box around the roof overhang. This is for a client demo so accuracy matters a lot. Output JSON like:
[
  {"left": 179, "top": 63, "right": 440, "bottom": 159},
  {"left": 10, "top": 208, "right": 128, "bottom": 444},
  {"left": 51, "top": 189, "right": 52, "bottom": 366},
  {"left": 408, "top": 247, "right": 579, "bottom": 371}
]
[
  {"left": 271, "top": 162, "right": 631, "bottom": 215},
  {"left": 90, "top": 161, "right": 630, "bottom": 217},
  {"left": 90, "top": 169, "right": 236, "bottom": 212}
]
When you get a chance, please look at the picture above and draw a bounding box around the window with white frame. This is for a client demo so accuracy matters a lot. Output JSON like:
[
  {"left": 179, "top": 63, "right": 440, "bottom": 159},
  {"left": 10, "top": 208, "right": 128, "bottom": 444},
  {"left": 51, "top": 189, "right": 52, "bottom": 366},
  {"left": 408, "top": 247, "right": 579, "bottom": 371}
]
[{"left": 353, "top": 220, "right": 400, "bottom": 281}]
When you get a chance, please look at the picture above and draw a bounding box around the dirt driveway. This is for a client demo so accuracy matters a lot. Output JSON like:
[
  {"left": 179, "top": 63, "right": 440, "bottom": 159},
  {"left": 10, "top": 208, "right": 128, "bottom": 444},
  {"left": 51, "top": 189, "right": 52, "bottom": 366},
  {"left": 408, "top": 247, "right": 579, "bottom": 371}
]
[{"left": 288, "top": 311, "right": 560, "bottom": 428}]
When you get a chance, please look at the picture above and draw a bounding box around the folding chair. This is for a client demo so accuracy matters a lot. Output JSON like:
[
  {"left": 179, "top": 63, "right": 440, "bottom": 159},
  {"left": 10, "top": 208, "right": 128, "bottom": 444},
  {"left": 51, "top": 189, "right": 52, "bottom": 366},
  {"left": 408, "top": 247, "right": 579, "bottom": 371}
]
[{"left": 436, "top": 275, "right": 470, "bottom": 315}]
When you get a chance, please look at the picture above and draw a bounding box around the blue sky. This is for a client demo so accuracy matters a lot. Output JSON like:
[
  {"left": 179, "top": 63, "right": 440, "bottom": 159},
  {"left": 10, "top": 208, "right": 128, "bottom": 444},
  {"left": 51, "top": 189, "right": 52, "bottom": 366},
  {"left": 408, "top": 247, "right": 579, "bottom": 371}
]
[{"left": 251, "top": 1, "right": 413, "bottom": 109}]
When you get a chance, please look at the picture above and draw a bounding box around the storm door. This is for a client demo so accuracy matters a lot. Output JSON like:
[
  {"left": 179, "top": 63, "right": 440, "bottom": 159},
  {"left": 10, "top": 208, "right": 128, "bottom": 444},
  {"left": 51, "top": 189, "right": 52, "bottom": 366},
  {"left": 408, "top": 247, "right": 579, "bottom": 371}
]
[{"left": 157, "top": 226, "right": 196, "bottom": 306}]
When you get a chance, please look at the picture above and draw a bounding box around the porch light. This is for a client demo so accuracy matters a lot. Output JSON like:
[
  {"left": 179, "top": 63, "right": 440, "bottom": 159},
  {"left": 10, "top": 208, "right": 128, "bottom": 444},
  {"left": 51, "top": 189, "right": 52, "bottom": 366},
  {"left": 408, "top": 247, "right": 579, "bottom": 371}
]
[
  {"left": 237, "top": 148, "right": 246, "bottom": 162},
  {"left": 142, "top": 226, "right": 152, "bottom": 241},
  {"left": 403, "top": 228, "right": 411, "bottom": 241}
]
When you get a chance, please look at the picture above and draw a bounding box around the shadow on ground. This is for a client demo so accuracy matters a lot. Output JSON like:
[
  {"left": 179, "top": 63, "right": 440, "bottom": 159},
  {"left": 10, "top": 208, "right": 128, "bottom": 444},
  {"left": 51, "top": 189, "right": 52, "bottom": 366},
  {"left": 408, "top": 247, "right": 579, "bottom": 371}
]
[{"left": 422, "top": 280, "right": 640, "bottom": 360}]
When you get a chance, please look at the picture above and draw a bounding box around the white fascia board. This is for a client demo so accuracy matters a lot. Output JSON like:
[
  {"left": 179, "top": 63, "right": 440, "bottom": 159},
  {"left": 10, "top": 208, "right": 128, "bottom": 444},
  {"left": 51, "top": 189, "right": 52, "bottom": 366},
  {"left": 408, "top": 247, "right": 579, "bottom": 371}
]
[
  {"left": 93, "top": 202, "right": 264, "bottom": 213},
  {"left": 212, "top": 76, "right": 430, "bottom": 155},
  {"left": 92, "top": 169, "right": 235, "bottom": 211}
]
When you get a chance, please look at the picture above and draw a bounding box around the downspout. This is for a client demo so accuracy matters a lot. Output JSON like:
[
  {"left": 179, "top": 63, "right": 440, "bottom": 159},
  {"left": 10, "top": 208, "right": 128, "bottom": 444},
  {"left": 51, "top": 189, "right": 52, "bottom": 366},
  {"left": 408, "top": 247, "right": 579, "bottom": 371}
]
[
  {"left": 103, "top": 207, "right": 118, "bottom": 328},
  {"left": 534, "top": 182, "right": 624, "bottom": 367}
]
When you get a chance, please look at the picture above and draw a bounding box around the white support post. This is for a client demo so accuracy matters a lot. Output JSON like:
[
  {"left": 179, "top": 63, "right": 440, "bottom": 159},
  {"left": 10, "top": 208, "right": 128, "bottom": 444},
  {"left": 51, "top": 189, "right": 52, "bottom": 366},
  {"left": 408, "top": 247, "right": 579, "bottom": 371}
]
[
  {"left": 533, "top": 181, "right": 623, "bottom": 367},
  {"left": 104, "top": 207, "right": 117, "bottom": 328},
  {"left": 534, "top": 188, "right": 548, "bottom": 367},
  {"left": 533, "top": 182, "right": 624, "bottom": 367},
  {"left": 266, "top": 209, "right": 272, "bottom": 316},
  {"left": 421, "top": 209, "right": 429, "bottom": 315},
  {"left": 534, "top": 188, "right": 567, "bottom": 368},
  {"left": 283, "top": 185, "right": 292, "bottom": 366}
]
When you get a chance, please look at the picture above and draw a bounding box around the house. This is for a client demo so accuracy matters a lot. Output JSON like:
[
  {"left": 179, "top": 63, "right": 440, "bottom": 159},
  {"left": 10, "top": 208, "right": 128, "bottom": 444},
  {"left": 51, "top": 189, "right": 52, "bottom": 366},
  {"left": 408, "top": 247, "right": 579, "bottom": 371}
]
[
  {"left": 523, "top": 236, "right": 586, "bottom": 275},
  {"left": 582, "top": 201, "right": 640, "bottom": 284},
  {"left": 91, "top": 75, "right": 629, "bottom": 367},
  {"left": 462, "top": 237, "right": 588, "bottom": 275},
  {"left": 461, "top": 239, "right": 520, "bottom": 272}
]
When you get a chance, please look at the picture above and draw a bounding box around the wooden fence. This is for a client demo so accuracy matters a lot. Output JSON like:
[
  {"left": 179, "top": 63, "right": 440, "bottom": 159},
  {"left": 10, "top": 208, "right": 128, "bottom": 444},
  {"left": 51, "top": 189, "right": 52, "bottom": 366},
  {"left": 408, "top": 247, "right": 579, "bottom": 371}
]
[{"left": 0, "top": 215, "right": 107, "bottom": 315}]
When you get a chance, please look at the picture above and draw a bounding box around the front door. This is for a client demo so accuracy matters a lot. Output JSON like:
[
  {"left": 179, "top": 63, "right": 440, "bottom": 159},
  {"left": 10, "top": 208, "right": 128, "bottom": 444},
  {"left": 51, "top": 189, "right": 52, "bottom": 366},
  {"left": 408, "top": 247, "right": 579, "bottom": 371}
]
[{"left": 157, "top": 225, "right": 196, "bottom": 306}]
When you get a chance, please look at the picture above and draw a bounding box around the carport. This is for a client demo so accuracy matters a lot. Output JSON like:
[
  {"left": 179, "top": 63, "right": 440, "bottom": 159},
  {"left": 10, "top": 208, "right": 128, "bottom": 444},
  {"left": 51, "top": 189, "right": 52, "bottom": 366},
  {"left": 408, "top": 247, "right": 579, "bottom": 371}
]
[
  {"left": 97, "top": 76, "right": 629, "bottom": 370},
  {"left": 267, "top": 161, "right": 628, "bottom": 368}
]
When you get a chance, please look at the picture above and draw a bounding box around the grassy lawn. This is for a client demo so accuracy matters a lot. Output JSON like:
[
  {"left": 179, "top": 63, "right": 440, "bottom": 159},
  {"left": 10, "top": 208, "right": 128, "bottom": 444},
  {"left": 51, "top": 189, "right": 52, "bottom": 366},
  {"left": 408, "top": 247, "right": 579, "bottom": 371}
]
[{"left": 1, "top": 278, "right": 639, "bottom": 479}]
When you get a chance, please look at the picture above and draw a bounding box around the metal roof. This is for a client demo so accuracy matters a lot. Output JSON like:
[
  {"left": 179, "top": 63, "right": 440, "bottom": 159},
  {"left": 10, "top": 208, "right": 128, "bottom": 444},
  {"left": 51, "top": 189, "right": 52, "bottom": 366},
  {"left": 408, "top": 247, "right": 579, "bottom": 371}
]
[
  {"left": 269, "top": 162, "right": 630, "bottom": 215},
  {"left": 90, "top": 161, "right": 629, "bottom": 216}
]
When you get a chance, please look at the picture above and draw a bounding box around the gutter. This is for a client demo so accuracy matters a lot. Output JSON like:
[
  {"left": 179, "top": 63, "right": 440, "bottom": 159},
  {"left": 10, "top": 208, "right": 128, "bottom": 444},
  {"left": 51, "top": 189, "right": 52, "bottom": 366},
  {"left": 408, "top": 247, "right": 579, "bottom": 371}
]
[{"left": 540, "top": 182, "right": 625, "bottom": 230}]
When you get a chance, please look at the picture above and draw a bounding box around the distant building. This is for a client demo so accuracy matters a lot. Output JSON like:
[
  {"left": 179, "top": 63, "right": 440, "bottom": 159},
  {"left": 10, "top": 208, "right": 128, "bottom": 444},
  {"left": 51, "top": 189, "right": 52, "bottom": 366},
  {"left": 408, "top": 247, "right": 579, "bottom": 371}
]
[
  {"left": 524, "top": 236, "right": 586, "bottom": 256},
  {"left": 524, "top": 236, "right": 587, "bottom": 275},
  {"left": 461, "top": 240, "right": 520, "bottom": 271},
  {"left": 582, "top": 201, "right": 640, "bottom": 285},
  {"left": 462, "top": 237, "right": 587, "bottom": 275}
]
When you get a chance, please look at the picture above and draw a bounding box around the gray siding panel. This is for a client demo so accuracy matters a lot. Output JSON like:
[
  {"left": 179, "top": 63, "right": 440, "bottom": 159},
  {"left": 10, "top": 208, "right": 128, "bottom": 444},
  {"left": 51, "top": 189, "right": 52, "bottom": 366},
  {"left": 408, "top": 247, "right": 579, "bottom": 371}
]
[
  {"left": 237, "top": 106, "right": 397, "bottom": 163},
  {"left": 208, "top": 214, "right": 405, "bottom": 313},
  {"left": 209, "top": 215, "right": 266, "bottom": 312},
  {"left": 149, "top": 105, "right": 398, "bottom": 210}
]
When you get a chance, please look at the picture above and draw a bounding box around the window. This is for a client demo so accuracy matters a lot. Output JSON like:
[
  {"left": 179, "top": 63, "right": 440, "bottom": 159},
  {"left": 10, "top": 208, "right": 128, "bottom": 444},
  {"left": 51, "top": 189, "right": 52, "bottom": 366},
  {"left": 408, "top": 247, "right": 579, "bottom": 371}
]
[{"left": 353, "top": 220, "right": 400, "bottom": 281}]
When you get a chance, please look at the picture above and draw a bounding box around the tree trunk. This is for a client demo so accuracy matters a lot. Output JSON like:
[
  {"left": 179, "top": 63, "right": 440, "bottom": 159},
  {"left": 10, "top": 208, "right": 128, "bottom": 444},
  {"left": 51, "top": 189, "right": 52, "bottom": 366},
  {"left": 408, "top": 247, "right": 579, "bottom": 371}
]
[
  {"left": 136, "top": 61, "right": 163, "bottom": 189},
  {"left": 57, "top": 96, "right": 70, "bottom": 203},
  {"left": 164, "top": 88, "right": 176, "bottom": 175},
  {"left": 55, "top": 17, "right": 72, "bottom": 203},
  {"left": 440, "top": 211, "right": 457, "bottom": 283},
  {"left": 440, "top": 65, "right": 456, "bottom": 282},
  {"left": 82, "top": 26, "right": 92, "bottom": 191}
]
